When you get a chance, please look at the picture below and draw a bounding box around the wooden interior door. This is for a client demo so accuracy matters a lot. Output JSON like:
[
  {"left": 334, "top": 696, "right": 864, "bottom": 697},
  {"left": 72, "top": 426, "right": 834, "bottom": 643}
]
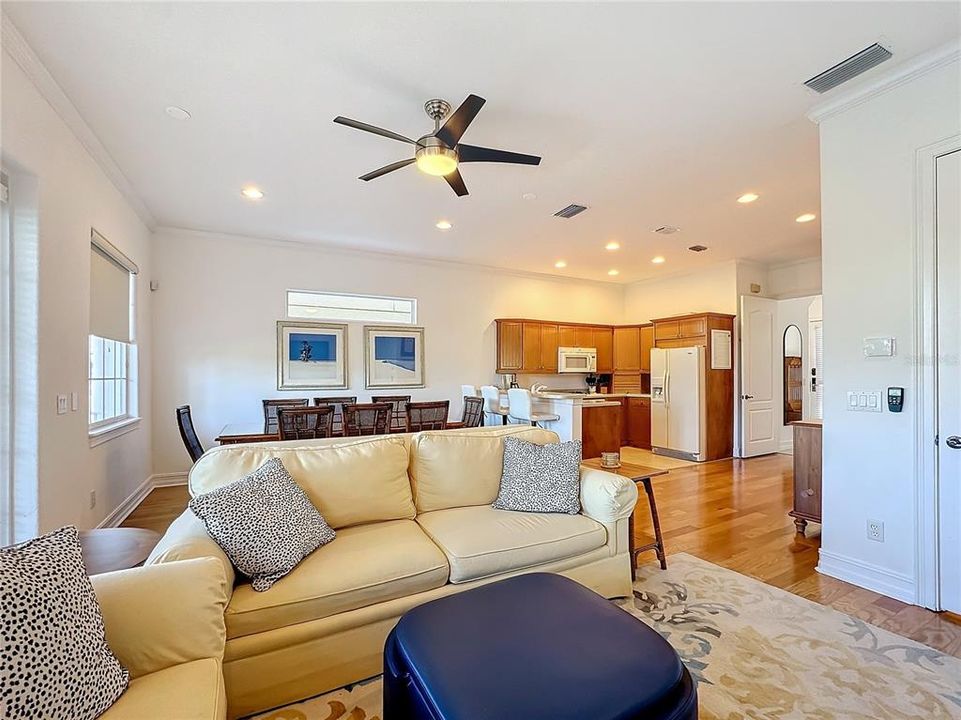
[{"left": 740, "top": 297, "right": 779, "bottom": 457}]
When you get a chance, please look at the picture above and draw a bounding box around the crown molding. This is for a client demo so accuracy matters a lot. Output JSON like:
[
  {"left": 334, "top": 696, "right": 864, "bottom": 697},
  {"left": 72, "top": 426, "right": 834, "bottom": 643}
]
[
  {"left": 154, "top": 225, "right": 625, "bottom": 289},
  {"left": 766, "top": 255, "right": 822, "bottom": 272},
  {"left": 808, "top": 39, "right": 960, "bottom": 125},
  {"left": 1, "top": 13, "right": 156, "bottom": 229}
]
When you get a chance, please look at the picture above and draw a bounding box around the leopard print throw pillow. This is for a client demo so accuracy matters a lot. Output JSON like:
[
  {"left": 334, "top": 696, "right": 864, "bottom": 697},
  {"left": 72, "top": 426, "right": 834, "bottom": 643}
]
[{"left": 493, "top": 437, "right": 582, "bottom": 514}]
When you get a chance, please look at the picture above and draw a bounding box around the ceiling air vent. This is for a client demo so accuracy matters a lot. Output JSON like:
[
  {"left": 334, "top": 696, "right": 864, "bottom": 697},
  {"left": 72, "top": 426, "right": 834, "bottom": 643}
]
[
  {"left": 804, "top": 43, "right": 893, "bottom": 94},
  {"left": 688, "top": 245, "right": 708, "bottom": 252},
  {"left": 653, "top": 225, "right": 680, "bottom": 235},
  {"left": 553, "top": 204, "right": 588, "bottom": 219}
]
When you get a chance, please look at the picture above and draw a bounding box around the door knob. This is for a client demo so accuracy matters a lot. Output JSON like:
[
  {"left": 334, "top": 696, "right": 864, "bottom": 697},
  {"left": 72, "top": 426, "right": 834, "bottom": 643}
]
[
  {"left": 947, "top": 436, "right": 961, "bottom": 450},
  {"left": 742, "top": 395, "right": 754, "bottom": 400}
]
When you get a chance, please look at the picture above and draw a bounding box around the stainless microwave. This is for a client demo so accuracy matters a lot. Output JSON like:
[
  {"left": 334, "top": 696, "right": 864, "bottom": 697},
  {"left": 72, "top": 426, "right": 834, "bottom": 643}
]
[{"left": 557, "top": 347, "right": 597, "bottom": 373}]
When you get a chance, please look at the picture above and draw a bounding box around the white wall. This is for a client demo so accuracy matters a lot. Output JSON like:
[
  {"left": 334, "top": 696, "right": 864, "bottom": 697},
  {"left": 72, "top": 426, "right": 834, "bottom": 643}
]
[
  {"left": 623, "top": 260, "right": 739, "bottom": 321},
  {"left": 815, "top": 53, "right": 961, "bottom": 602},
  {"left": 1, "top": 51, "right": 154, "bottom": 532},
  {"left": 151, "top": 229, "right": 625, "bottom": 474},
  {"left": 767, "top": 257, "right": 822, "bottom": 299}
]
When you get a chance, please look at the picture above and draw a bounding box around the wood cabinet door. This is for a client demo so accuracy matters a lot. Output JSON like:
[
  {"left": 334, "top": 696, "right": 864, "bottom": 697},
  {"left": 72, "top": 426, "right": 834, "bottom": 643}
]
[
  {"left": 654, "top": 320, "right": 680, "bottom": 340},
  {"left": 497, "top": 321, "right": 524, "bottom": 372},
  {"left": 594, "top": 327, "right": 614, "bottom": 372},
  {"left": 540, "top": 324, "right": 558, "bottom": 372},
  {"left": 574, "top": 326, "right": 594, "bottom": 347},
  {"left": 522, "top": 322, "right": 542, "bottom": 372},
  {"left": 678, "top": 316, "right": 707, "bottom": 338},
  {"left": 793, "top": 426, "right": 822, "bottom": 520},
  {"left": 613, "top": 327, "right": 641, "bottom": 371},
  {"left": 640, "top": 325, "right": 654, "bottom": 373},
  {"left": 620, "top": 398, "right": 630, "bottom": 445},
  {"left": 557, "top": 325, "right": 577, "bottom": 348},
  {"left": 627, "top": 397, "right": 652, "bottom": 449}
]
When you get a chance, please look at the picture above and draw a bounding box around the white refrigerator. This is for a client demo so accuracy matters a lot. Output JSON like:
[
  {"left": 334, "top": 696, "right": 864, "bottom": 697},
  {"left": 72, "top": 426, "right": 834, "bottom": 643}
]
[{"left": 650, "top": 346, "right": 707, "bottom": 462}]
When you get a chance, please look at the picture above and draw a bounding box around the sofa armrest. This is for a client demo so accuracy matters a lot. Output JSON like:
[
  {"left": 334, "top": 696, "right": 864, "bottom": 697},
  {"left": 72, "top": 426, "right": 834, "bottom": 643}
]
[
  {"left": 91, "top": 558, "right": 229, "bottom": 679},
  {"left": 146, "top": 509, "right": 236, "bottom": 591},
  {"left": 579, "top": 467, "right": 638, "bottom": 523}
]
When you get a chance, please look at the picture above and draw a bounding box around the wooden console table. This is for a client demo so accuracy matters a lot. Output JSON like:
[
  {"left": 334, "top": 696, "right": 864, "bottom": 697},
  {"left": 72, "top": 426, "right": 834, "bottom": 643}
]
[
  {"left": 581, "top": 459, "right": 669, "bottom": 578},
  {"left": 789, "top": 419, "right": 822, "bottom": 535}
]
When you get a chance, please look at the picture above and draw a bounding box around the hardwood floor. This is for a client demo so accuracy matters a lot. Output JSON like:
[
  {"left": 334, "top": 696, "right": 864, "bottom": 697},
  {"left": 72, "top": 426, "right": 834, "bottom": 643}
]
[{"left": 123, "top": 452, "right": 961, "bottom": 657}]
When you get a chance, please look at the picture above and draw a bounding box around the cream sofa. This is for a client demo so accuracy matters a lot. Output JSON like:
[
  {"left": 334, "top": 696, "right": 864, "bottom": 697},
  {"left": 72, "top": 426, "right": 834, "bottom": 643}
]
[
  {"left": 91, "top": 557, "right": 230, "bottom": 720},
  {"left": 147, "top": 424, "right": 638, "bottom": 719}
]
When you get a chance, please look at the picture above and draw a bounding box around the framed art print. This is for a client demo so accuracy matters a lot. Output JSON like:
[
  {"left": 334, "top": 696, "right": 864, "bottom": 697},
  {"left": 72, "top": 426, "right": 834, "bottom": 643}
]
[
  {"left": 364, "top": 325, "right": 425, "bottom": 389},
  {"left": 277, "top": 321, "right": 348, "bottom": 390}
]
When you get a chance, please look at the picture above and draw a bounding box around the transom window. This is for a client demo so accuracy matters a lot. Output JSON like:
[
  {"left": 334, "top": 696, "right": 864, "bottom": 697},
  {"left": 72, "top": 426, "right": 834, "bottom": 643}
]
[{"left": 287, "top": 290, "right": 417, "bottom": 324}]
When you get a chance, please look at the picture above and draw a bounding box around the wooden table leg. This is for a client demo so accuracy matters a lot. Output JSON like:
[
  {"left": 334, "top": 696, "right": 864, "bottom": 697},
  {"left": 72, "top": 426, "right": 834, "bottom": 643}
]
[{"left": 635, "top": 478, "right": 668, "bottom": 570}]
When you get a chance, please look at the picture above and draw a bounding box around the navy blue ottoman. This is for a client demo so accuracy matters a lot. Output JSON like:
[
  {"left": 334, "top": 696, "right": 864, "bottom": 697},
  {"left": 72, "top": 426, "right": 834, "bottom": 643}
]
[{"left": 384, "top": 573, "right": 697, "bottom": 720}]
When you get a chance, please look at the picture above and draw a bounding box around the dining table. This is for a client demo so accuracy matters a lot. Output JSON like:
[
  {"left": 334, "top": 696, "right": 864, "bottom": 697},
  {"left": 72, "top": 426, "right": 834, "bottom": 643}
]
[{"left": 215, "top": 419, "right": 467, "bottom": 445}]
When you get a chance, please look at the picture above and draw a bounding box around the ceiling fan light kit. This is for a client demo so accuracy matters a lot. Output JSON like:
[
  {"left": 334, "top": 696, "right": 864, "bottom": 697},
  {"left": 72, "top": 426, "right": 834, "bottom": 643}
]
[{"left": 333, "top": 94, "right": 541, "bottom": 196}]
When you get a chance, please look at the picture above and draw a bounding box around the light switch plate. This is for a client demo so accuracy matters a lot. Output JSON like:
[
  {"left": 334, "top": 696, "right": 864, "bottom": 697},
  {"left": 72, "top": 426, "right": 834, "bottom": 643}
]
[
  {"left": 863, "top": 337, "right": 895, "bottom": 357},
  {"left": 56, "top": 394, "right": 68, "bottom": 415},
  {"left": 71, "top": 392, "right": 79, "bottom": 412},
  {"left": 847, "top": 390, "right": 883, "bottom": 412}
]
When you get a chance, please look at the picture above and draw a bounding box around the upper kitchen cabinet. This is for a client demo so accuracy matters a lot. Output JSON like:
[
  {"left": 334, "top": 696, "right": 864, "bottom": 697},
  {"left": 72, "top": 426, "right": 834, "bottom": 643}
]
[
  {"left": 640, "top": 324, "right": 654, "bottom": 373},
  {"left": 522, "top": 322, "right": 542, "bottom": 372},
  {"left": 593, "top": 327, "right": 613, "bottom": 373},
  {"left": 613, "top": 326, "right": 641, "bottom": 371},
  {"left": 540, "top": 323, "right": 559, "bottom": 372},
  {"left": 496, "top": 320, "right": 524, "bottom": 372},
  {"left": 558, "top": 324, "right": 577, "bottom": 348}
]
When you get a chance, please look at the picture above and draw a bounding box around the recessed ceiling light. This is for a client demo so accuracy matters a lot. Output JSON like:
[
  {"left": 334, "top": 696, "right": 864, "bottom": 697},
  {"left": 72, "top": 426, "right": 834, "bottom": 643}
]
[
  {"left": 522, "top": 192, "right": 537, "bottom": 201},
  {"left": 554, "top": 260, "right": 567, "bottom": 269},
  {"left": 607, "top": 269, "right": 619, "bottom": 276},
  {"left": 165, "top": 105, "right": 191, "bottom": 120},
  {"left": 737, "top": 192, "right": 759, "bottom": 204},
  {"left": 796, "top": 213, "right": 817, "bottom": 223},
  {"left": 241, "top": 186, "right": 264, "bottom": 200},
  {"left": 652, "top": 256, "right": 666, "bottom": 264},
  {"left": 605, "top": 241, "right": 620, "bottom": 251},
  {"left": 435, "top": 220, "right": 452, "bottom": 230}
]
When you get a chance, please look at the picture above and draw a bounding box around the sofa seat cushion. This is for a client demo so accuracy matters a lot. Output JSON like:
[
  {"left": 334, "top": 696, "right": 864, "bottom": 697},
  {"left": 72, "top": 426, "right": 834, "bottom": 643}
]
[
  {"left": 416, "top": 505, "right": 608, "bottom": 584},
  {"left": 99, "top": 659, "right": 225, "bottom": 720},
  {"left": 225, "top": 520, "right": 449, "bottom": 639}
]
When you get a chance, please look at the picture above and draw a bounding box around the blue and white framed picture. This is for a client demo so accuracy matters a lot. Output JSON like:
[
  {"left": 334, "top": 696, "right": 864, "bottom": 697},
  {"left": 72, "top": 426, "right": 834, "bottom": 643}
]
[
  {"left": 277, "top": 321, "right": 348, "bottom": 390},
  {"left": 364, "top": 325, "right": 425, "bottom": 389}
]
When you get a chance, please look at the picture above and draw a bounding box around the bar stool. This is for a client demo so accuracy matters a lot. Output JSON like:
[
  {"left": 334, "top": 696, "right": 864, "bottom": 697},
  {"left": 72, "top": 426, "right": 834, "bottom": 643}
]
[
  {"left": 508, "top": 388, "right": 560, "bottom": 427},
  {"left": 480, "top": 385, "right": 511, "bottom": 426}
]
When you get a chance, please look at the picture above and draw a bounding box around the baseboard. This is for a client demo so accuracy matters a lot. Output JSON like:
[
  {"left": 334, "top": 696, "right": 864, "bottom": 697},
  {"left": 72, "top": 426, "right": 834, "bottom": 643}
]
[
  {"left": 97, "top": 472, "right": 188, "bottom": 529},
  {"left": 816, "top": 549, "right": 916, "bottom": 604},
  {"left": 778, "top": 439, "right": 794, "bottom": 454}
]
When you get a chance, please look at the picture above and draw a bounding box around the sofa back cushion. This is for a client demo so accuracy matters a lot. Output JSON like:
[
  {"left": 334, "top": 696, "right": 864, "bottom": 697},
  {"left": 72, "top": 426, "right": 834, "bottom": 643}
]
[
  {"left": 189, "top": 435, "right": 414, "bottom": 529},
  {"left": 409, "top": 425, "right": 559, "bottom": 513}
]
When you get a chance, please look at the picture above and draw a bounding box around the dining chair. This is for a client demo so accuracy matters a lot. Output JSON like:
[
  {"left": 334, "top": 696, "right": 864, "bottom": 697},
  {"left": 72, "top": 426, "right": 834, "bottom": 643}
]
[
  {"left": 370, "top": 395, "right": 411, "bottom": 432},
  {"left": 480, "top": 385, "right": 510, "bottom": 426},
  {"left": 312, "top": 396, "right": 357, "bottom": 436},
  {"left": 343, "top": 403, "right": 392, "bottom": 437},
  {"left": 277, "top": 406, "right": 334, "bottom": 440},
  {"left": 460, "top": 396, "right": 485, "bottom": 428},
  {"left": 507, "top": 388, "right": 560, "bottom": 427},
  {"left": 461, "top": 384, "right": 480, "bottom": 398},
  {"left": 176, "top": 405, "right": 205, "bottom": 463},
  {"left": 262, "top": 398, "right": 310, "bottom": 434},
  {"left": 405, "top": 400, "right": 450, "bottom": 432}
]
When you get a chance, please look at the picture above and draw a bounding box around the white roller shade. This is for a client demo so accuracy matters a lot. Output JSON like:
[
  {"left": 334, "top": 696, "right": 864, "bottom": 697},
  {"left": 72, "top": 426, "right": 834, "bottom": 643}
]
[{"left": 90, "top": 231, "right": 136, "bottom": 343}]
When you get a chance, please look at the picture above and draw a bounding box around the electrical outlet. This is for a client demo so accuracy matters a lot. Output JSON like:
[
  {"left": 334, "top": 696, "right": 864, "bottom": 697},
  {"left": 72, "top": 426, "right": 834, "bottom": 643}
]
[
  {"left": 89, "top": 490, "right": 97, "bottom": 509},
  {"left": 867, "top": 519, "right": 884, "bottom": 542}
]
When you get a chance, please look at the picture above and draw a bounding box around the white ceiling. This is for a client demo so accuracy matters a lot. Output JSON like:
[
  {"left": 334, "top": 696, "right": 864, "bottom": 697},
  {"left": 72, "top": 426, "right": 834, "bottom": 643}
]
[{"left": 4, "top": 2, "right": 959, "bottom": 282}]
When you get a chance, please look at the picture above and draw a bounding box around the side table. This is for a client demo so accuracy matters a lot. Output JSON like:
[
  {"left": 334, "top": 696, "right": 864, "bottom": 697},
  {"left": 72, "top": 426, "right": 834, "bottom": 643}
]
[
  {"left": 78, "top": 527, "right": 160, "bottom": 575},
  {"left": 582, "top": 459, "right": 669, "bottom": 579}
]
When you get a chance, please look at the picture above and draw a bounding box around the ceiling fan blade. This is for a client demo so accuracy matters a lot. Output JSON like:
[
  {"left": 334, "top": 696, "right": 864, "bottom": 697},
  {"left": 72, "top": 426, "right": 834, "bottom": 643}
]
[
  {"left": 435, "top": 95, "right": 486, "bottom": 147},
  {"left": 359, "top": 158, "right": 416, "bottom": 182},
  {"left": 334, "top": 116, "right": 416, "bottom": 145},
  {"left": 444, "top": 168, "right": 469, "bottom": 197},
  {"left": 457, "top": 144, "right": 541, "bottom": 166}
]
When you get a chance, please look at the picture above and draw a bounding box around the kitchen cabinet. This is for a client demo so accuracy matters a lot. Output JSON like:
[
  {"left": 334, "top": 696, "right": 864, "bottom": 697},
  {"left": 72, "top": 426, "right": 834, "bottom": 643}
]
[
  {"left": 558, "top": 325, "right": 577, "bottom": 348},
  {"left": 496, "top": 321, "right": 524, "bottom": 372},
  {"left": 626, "top": 397, "right": 652, "bottom": 449},
  {"left": 594, "top": 327, "right": 613, "bottom": 373},
  {"left": 613, "top": 327, "right": 641, "bottom": 371},
  {"left": 574, "top": 326, "right": 594, "bottom": 348},
  {"left": 640, "top": 325, "right": 654, "bottom": 373},
  {"left": 522, "top": 322, "right": 541, "bottom": 372},
  {"left": 581, "top": 403, "right": 622, "bottom": 459},
  {"left": 540, "top": 324, "right": 558, "bottom": 372}
]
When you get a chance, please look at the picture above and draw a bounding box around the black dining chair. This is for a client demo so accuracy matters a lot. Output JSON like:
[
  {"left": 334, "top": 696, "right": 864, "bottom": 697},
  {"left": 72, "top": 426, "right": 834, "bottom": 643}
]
[
  {"left": 313, "top": 396, "right": 357, "bottom": 436},
  {"left": 371, "top": 395, "right": 412, "bottom": 432},
  {"left": 262, "top": 398, "right": 310, "bottom": 434},
  {"left": 277, "top": 406, "right": 334, "bottom": 440},
  {"left": 461, "top": 396, "right": 485, "bottom": 428},
  {"left": 176, "top": 405, "right": 205, "bottom": 463}
]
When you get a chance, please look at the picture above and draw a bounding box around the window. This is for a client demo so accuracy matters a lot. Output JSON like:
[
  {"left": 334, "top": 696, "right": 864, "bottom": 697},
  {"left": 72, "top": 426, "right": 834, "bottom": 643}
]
[
  {"left": 287, "top": 290, "right": 417, "bottom": 324},
  {"left": 1, "top": 171, "right": 11, "bottom": 544},
  {"left": 89, "top": 230, "right": 138, "bottom": 434}
]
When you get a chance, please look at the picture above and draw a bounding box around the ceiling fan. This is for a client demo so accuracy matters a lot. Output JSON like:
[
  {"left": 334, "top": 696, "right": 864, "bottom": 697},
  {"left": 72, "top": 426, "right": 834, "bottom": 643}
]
[{"left": 333, "top": 95, "right": 541, "bottom": 197}]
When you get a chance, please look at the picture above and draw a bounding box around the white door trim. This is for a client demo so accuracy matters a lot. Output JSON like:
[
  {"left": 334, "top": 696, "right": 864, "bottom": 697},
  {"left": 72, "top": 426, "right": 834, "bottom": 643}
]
[{"left": 915, "top": 133, "right": 961, "bottom": 610}]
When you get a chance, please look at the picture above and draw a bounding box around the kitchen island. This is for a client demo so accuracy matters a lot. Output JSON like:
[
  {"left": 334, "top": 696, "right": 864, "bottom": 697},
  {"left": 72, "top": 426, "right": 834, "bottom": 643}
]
[{"left": 521, "top": 392, "right": 651, "bottom": 458}]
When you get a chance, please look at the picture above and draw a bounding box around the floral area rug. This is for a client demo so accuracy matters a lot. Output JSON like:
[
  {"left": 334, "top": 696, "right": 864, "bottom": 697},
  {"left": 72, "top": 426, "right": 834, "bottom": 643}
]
[{"left": 253, "top": 553, "right": 961, "bottom": 719}]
